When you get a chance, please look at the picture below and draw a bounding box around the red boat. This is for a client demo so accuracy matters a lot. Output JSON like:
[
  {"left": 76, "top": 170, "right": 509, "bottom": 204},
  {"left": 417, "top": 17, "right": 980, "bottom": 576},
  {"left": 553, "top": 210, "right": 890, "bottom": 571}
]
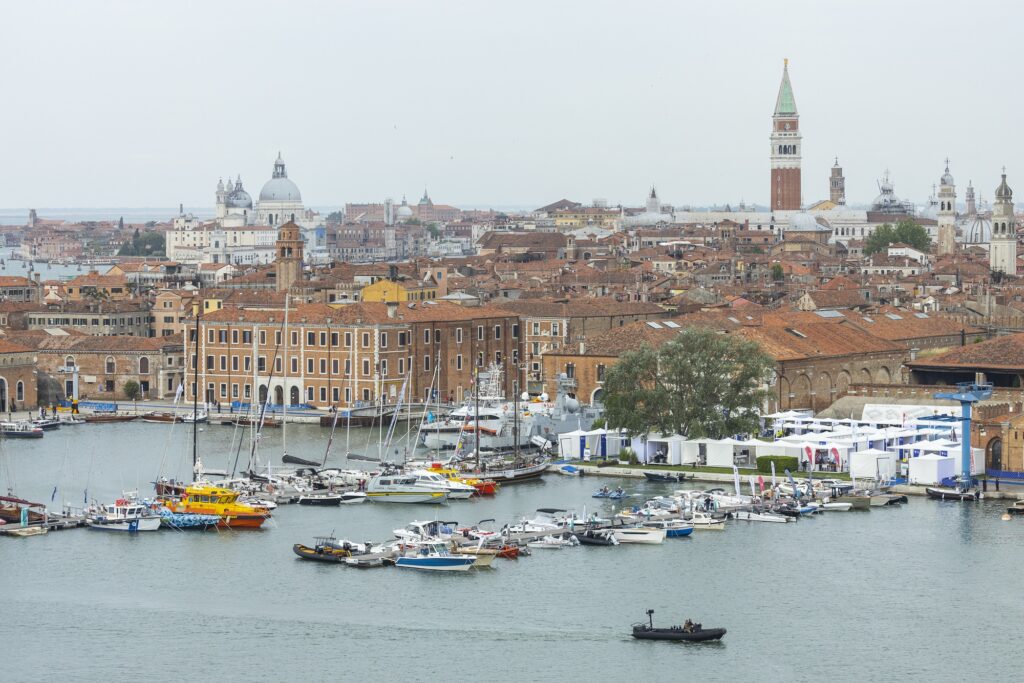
[{"left": 496, "top": 545, "right": 520, "bottom": 559}]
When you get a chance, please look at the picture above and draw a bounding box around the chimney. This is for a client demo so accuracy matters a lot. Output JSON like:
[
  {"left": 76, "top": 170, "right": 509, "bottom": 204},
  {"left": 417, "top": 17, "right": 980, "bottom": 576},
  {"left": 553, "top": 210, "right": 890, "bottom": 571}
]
[
  {"left": 388, "top": 264, "right": 398, "bottom": 282},
  {"left": 387, "top": 301, "right": 398, "bottom": 319}
]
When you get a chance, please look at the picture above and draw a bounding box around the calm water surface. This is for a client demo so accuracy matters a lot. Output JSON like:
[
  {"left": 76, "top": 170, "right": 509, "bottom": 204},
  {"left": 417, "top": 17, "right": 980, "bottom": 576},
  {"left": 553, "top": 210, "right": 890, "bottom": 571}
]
[{"left": 1, "top": 422, "right": 1022, "bottom": 683}]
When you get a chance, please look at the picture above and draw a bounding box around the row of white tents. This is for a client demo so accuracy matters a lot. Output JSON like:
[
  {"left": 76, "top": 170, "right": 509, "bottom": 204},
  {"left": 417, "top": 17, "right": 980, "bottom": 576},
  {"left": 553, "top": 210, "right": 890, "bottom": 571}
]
[{"left": 557, "top": 409, "right": 979, "bottom": 485}]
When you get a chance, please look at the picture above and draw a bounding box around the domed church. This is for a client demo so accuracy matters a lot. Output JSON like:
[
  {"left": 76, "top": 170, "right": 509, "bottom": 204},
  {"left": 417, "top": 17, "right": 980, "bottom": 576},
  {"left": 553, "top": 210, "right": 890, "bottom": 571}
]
[{"left": 214, "top": 153, "right": 317, "bottom": 230}]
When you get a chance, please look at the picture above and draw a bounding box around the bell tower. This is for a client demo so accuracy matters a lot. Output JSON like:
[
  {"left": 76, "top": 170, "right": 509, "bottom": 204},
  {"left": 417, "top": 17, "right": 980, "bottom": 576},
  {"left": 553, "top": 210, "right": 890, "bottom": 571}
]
[
  {"left": 770, "top": 59, "right": 801, "bottom": 210},
  {"left": 275, "top": 221, "right": 304, "bottom": 292},
  {"left": 936, "top": 160, "right": 957, "bottom": 256},
  {"left": 829, "top": 158, "right": 845, "bottom": 205},
  {"left": 990, "top": 170, "right": 1017, "bottom": 277}
]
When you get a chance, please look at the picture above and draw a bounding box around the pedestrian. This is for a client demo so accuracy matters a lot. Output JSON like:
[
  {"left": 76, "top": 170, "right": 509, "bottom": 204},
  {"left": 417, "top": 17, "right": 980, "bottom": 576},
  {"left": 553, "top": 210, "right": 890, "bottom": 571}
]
[{"left": 72, "top": 398, "right": 79, "bottom": 414}]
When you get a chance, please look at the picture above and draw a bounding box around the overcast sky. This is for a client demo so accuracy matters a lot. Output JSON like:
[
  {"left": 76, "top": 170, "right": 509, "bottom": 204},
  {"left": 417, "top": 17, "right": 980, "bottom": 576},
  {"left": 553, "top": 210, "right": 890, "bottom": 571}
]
[{"left": 2, "top": 0, "right": 1021, "bottom": 211}]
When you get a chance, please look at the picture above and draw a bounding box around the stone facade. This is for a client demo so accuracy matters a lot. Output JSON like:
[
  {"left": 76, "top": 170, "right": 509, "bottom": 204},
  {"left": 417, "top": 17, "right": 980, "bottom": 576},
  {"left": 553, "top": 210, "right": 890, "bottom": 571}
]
[{"left": 0, "top": 340, "right": 38, "bottom": 412}]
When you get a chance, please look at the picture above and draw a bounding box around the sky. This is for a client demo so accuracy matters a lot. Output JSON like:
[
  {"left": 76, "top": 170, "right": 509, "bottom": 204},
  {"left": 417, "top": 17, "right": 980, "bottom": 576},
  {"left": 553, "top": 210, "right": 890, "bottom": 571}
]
[{"left": 1, "top": 0, "right": 1021, "bottom": 212}]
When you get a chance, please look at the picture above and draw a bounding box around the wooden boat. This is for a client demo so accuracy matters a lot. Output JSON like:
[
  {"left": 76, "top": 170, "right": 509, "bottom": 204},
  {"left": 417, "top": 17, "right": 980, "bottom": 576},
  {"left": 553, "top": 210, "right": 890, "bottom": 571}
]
[
  {"left": 926, "top": 487, "right": 980, "bottom": 502},
  {"left": 230, "top": 416, "right": 279, "bottom": 428},
  {"left": 83, "top": 414, "right": 139, "bottom": 423},
  {"left": 632, "top": 611, "right": 726, "bottom": 642},
  {"left": 141, "top": 411, "right": 181, "bottom": 424},
  {"left": 0, "top": 495, "right": 47, "bottom": 524},
  {"left": 467, "top": 460, "right": 548, "bottom": 484},
  {"left": 451, "top": 546, "right": 497, "bottom": 567}
]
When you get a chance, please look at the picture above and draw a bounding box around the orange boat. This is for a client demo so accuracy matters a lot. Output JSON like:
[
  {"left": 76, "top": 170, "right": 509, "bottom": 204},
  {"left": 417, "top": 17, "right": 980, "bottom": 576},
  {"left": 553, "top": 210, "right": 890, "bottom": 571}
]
[
  {"left": 161, "top": 484, "right": 270, "bottom": 529},
  {"left": 427, "top": 464, "right": 499, "bottom": 496}
]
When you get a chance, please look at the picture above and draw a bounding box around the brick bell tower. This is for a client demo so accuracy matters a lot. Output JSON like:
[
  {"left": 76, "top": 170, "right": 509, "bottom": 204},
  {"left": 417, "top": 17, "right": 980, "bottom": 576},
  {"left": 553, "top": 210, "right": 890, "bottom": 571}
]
[
  {"left": 275, "top": 221, "right": 304, "bottom": 292},
  {"left": 770, "top": 59, "right": 801, "bottom": 210}
]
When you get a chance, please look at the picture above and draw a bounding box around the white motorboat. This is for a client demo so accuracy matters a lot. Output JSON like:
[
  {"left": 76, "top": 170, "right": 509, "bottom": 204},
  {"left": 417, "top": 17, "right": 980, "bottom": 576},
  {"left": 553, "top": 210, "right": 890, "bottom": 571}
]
[
  {"left": 340, "top": 491, "right": 367, "bottom": 505},
  {"left": 409, "top": 469, "right": 476, "bottom": 500},
  {"left": 393, "top": 520, "right": 460, "bottom": 543},
  {"left": 86, "top": 499, "right": 162, "bottom": 532},
  {"left": 688, "top": 511, "right": 726, "bottom": 530},
  {"left": 732, "top": 509, "right": 791, "bottom": 523},
  {"left": 526, "top": 534, "right": 579, "bottom": 549},
  {"left": 365, "top": 474, "right": 448, "bottom": 504},
  {"left": 820, "top": 501, "right": 853, "bottom": 511},
  {"left": 394, "top": 542, "right": 476, "bottom": 571},
  {"left": 612, "top": 527, "right": 667, "bottom": 544}
]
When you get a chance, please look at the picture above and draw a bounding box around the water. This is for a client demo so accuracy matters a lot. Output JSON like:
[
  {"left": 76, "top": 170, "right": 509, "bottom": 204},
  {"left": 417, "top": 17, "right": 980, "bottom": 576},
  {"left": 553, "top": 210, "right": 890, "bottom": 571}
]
[{"left": 1, "top": 421, "right": 1022, "bottom": 682}]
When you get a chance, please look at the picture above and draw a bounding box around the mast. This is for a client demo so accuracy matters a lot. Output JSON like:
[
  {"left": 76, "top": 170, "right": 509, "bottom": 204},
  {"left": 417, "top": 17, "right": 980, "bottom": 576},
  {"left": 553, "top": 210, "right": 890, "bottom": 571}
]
[
  {"left": 282, "top": 294, "right": 289, "bottom": 460},
  {"left": 191, "top": 307, "right": 201, "bottom": 481},
  {"left": 513, "top": 375, "right": 520, "bottom": 462},
  {"left": 474, "top": 368, "right": 480, "bottom": 469}
]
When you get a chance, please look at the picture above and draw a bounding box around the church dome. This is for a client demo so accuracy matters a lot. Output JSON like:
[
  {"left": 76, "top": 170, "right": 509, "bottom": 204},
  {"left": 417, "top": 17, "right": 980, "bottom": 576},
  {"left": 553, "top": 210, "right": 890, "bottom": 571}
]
[
  {"left": 259, "top": 153, "right": 302, "bottom": 203},
  {"left": 995, "top": 173, "right": 1013, "bottom": 201},
  {"left": 226, "top": 190, "right": 252, "bottom": 209},
  {"left": 960, "top": 215, "right": 992, "bottom": 243},
  {"left": 396, "top": 204, "right": 414, "bottom": 219},
  {"left": 787, "top": 212, "right": 830, "bottom": 232},
  {"left": 940, "top": 167, "right": 954, "bottom": 187}
]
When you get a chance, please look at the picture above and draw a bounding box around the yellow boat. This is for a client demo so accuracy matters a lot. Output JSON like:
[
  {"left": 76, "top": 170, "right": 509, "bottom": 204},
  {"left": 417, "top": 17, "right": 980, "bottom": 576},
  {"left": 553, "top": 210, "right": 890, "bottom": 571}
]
[
  {"left": 427, "top": 465, "right": 500, "bottom": 496},
  {"left": 162, "top": 484, "right": 270, "bottom": 528}
]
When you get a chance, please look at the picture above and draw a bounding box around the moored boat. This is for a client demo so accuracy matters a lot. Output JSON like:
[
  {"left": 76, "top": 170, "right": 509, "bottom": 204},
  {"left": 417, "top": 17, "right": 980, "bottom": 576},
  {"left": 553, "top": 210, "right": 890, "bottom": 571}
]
[
  {"left": 925, "top": 487, "right": 980, "bottom": 502},
  {"left": 1006, "top": 500, "right": 1024, "bottom": 515},
  {"left": 577, "top": 528, "right": 619, "bottom": 546},
  {"left": 160, "top": 483, "right": 270, "bottom": 528},
  {"left": 86, "top": 498, "right": 162, "bottom": 532},
  {"left": 612, "top": 526, "right": 666, "bottom": 544},
  {"left": 0, "top": 422, "right": 44, "bottom": 439},
  {"left": 365, "top": 473, "right": 448, "bottom": 504},
  {"left": 642, "top": 519, "right": 695, "bottom": 536},
  {"left": 394, "top": 541, "right": 476, "bottom": 571},
  {"left": 297, "top": 491, "right": 343, "bottom": 506},
  {"left": 631, "top": 610, "right": 726, "bottom": 642},
  {"left": 83, "top": 413, "right": 139, "bottom": 423}
]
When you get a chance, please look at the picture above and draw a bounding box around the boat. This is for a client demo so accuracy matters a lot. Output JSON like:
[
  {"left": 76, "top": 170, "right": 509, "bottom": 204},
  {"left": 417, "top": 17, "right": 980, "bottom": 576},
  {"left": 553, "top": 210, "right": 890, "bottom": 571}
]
[
  {"left": 340, "top": 491, "right": 368, "bottom": 505},
  {"left": 423, "top": 464, "right": 500, "bottom": 496},
  {"left": 394, "top": 541, "right": 476, "bottom": 571},
  {"left": 470, "top": 459, "right": 549, "bottom": 483},
  {"left": 5, "top": 525, "right": 48, "bottom": 537},
  {"left": 732, "top": 509, "right": 791, "bottom": 523},
  {"left": 926, "top": 487, "right": 980, "bottom": 502},
  {"left": 408, "top": 469, "right": 476, "bottom": 499},
  {"left": 293, "top": 536, "right": 374, "bottom": 563},
  {"left": 0, "top": 495, "right": 47, "bottom": 524},
  {"left": 593, "top": 487, "right": 628, "bottom": 499},
  {"left": 158, "top": 508, "right": 220, "bottom": 530},
  {"left": 83, "top": 413, "right": 139, "bottom": 423},
  {"left": 643, "top": 471, "right": 693, "bottom": 483},
  {"left": 141, "top": 411, "right": 182, "bottom": 424},
  {"left": 30, "top": 418, "right": 61, "bottom": 431},
  {"left": 495, "top": 545, "right": 521, "bottom": 559},
  {"left": 451, "top": 544, "right": 498, "bottom": 567},
  {"left": 57, "top": 415, "right": 86, "bottom": 426},
  {"left": 642, "top": 519, "right": 695, "bottom": 537},
  {"left": 820, "top": 501, "right": 853, "bottom": 512},
  {"left": 631, "top": 610, "right": 726, "bottom": 642},
  {"left": 526, "top": 534, "right": 579, "bottom": 549},
  {"left": 181, "top": 410, "right": 208, "bottom": 424},
  {"left": 86, "top": 498, "right": 162, "bottom": 532},
  {"left": 346, "top": 556, "right": 385, "bottom": 568},
  {"left": 394, "top": 519, "right": 460, "bottom": 543},
  {"left": 160, "top": 483, "right": 271, "bottom": 528},
  {"left": 612, "top": 526, "right": 667, "bottom": 545},
  {"left": 0, "top": 422, "right": 44, "bottom": 439},
  {"left": 557, "top": 464, "right": 582, "bottom": 476},
  {"left": 297, "top": 491, "right": 343, "bottom": 506},
  {"left": 1006, "top": 500, "right": 1024, "bottom": 516},
  {"left": 365, "top": 473, "right": 448, "bottom": 504},
  {"left": 231, "top": 415, "right": 280, "bottom": 428},
  {"left": 577, "top": 528, "right": 619, "bottom": 546},
  {"left": 688, "top": 512, "right": 726, "bottom": 530}
]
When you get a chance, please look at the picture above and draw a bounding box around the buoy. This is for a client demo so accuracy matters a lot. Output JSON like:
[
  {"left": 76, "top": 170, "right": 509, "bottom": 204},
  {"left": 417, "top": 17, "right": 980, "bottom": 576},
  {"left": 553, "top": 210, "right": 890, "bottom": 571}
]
[{"left": 1002, "top": 513, "right": 1011, "bottom": 521}]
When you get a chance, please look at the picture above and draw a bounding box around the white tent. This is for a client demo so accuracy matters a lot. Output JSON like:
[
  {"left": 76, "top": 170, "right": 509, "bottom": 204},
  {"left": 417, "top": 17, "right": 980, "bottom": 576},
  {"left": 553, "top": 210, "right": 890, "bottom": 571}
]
[
  {"left": 849, "top": 448, "right": 898, "bottom": 480},
  {"left": 705, "top": 439, "right": 739, "bottom": 467},
  {"left": 557, "top": 429, "right": 589, "bottom": 461},
  {"left": 645, "top": 434, "right": 687, "bottom": 465},
  {"left": 679, "top": 439, "right": 702, "bottom": 465},
  {"left": 908, "top": 453, "right": 957, "bottom": 485}
]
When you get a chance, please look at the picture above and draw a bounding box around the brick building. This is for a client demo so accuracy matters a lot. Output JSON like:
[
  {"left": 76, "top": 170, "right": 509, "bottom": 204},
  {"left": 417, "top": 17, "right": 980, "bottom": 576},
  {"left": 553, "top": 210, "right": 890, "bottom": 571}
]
[{"left": 0, "top": 339, "right": 38, "bottom": 412}]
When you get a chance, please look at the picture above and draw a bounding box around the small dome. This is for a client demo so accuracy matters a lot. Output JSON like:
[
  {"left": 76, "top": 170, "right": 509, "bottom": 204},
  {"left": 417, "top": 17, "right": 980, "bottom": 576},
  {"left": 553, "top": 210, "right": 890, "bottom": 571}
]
[
  {"left": 396, "top": 204, "right": 414, "bottom": 218},
  {"left": 787, "top": 212, "right": 831, "bottom": 232},
  {"left": 995, "top": 173, "right": 1013, "bottom": 201},
  {"left": 940, "top": 165, "right": 954, "bottom": 187},
  {"left": 226, "top": 189, "right": 252, "bottom": 209},
  {"left": 960, "top": 215, "right": 992, "bottom": 243}
]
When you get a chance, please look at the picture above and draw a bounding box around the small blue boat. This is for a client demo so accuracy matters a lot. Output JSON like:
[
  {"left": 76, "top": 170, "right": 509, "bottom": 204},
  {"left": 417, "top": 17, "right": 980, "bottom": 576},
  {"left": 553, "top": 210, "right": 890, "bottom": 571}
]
[
  {"left": 593, "top": 487, "right": 628, "bottom": 500},
  {"left": 642, "top": 519, "right": 694, "bottom": 538},
  {"left": 394, "top": 542, "right": 476, "bottom": 572}
]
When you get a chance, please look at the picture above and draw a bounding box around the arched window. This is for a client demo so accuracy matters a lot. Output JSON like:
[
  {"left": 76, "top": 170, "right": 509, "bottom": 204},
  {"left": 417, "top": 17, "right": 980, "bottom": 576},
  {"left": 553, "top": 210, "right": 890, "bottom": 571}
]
[
  {"left": 16, "top": 381, "right": 24, "bottom": 402},
  {"left": 65, "top": 355, "right": 75, "bottom": 368},
  {"left": 105, "top": 356, "right": 115, "bottom": 374},
  {"left": 139, "top": 357, "right": 150, "bottom": 374}
]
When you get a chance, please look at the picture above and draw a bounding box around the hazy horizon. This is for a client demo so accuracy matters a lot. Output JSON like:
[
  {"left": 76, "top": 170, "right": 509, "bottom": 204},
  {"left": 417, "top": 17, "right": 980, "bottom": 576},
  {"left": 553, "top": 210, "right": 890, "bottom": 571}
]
[{"left": 3, "top": 0, "right": 1021, "bottom": 210}]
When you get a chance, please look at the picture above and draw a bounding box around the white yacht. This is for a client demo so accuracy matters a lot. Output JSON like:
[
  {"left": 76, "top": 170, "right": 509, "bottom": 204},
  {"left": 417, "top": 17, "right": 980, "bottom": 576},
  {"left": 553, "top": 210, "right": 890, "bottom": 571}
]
[
  {"left": 408, "top": 469, "right": 476, "bottom": 500},
  {"left": 365, "top": 474, "right": 448, "bottom": 504}
]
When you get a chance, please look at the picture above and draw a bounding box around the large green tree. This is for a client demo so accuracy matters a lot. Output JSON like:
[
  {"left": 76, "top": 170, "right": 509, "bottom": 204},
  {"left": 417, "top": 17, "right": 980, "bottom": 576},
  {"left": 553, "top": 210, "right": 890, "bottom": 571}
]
[
  {"left": 602, "top": 327, "right": 774, "bottom": 439},
  {"left": 864, "top": 219, "right": 930, "bottom": 255}
]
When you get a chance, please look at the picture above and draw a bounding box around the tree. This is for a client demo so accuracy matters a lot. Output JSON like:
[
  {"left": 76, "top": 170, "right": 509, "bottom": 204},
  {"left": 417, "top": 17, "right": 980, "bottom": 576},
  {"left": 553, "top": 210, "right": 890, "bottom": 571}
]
[
  {"left": 118, "top": 230, "right": 165, "bottom": 257},
  {"left": 123, "top": 380, "right": 141, "bottom": 408},
  {"left": 602, "top": 327, "right": 774, "bottom": 439},
  {"left": 864, "top": 219, "right": 930, "bottom": 255},
  {"left": 770, "top": 263, "right": 785, "bottom": 281}
]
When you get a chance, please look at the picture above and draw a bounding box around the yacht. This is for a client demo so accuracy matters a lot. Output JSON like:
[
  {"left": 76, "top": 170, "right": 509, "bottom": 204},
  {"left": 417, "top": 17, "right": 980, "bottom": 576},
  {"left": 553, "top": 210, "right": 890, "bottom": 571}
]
[
  {"left": 86, "top": 498, "right": 162, "bottom": 532},
  {"left": 408, "top": 469, "right": 476, "bottom": 500},
  {"left": 365, "top": 474, "right": 447, "bottom": 504}
]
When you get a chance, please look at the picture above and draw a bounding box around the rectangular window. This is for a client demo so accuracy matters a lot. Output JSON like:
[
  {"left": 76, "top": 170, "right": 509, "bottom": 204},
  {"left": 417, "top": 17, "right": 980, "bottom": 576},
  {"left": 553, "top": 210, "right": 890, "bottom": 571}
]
[
  {"left": 244, "top": 384, "right": 251, "bottom": 399},
  {"left": 307, "top": 358, "right": 314, "bottom": 373},
  {"left": 597, "top": 364, "right": 606, "bottom": 382},
  {"left": 331, "top": 332, "right": 339, "bottom": 347},
  {"left": 345, "top": 387, "right": 351, "bottom": 403},
  {"left": 332, "top": 359, "right": 339, "bottom": 374},
  {"left": 495, "top": 351, "right": 502, "bottom": 364},
  {"left": 344, "top": 332, "right": 352, "bottom": 347},
  {"left": 361, "top": 333, "right": 370, "bottom": 348},
  {"left": 565, "top": 362, "right": 575, "bottom": 379},
  {"left": 424, "top": 355, "right": 431, "bottom": 372},
  {"left": 291, "top": 357, "right": 298, "bottom": 374},
  {"left": 434, "top": 329, "right": 441, "bottom": 343},
  {"left": 307, "top": 331, "right": 315, "bottom": 346},
  {"left": 477, "top": 352, "right": 483, "bottom": 367},
  {"left": 532, "top": 322, "right": 540, "bottom": 335},
  {"left": 381, "top": 359, "right": 388, "bottom": 376},
  {"left": 398, "top": 358, "right": 405, "bottom": 375},
  {"left": 231, "top": 330, "right": 239, "bottom": 344},
  {"left": 362, "top": 388, "right": 371, "bottom": 401},
  {"left": 308, "top": 387, "right": 314, "bottom": 401},
  {"left": 320, "top": 358, "right": 327, "bottom": 374},
  {"left": 456, "top": 354, "right": 462, "bottom": 370},
  {"left": 512, "top": 323, "right": 519, "bottom": 338},
  {"left": 244, "top": 356, "right": 251, "bottom": 371},
  {"left": 275, "top": 331, "right": 282, "bottom": 347},
  {"left": 424, "top": 329, "right": 431, "bottom": 344},
  {"left": 219, "top": 355, "right": 226, "bottom": 371},
  {"left": 398, "top": 332, "right": 407, "bottom": 346},
  {"left": 231, "top": 356, "right": 239, "bottom": 371},
  {"left": 455, "top": 328, "right": 463, "bottom": 344},
  {"left": 477, "top": 325, "right": 484, "bottom": 341},
  {"left": 275, "top": 357, "right": 282, "bottom": 373},
  {"left": 381, "top": 332, "right": 388, "bottom": 349},
  {"left": 345, "top": 359, "right": 351, "bottom": 376},
  {"left": 219, "top": 330, "right": 227, "bottom": 343},
  {"left": 258, "top": 357, "right": 267, "bottom": 372},
  {"left": 319, "top": 332, "right": 327, "bottom": 347},
  {"left": 551, "top": 322, "right": 560, "bottom": 336},
  {"left": 206, "top": 355, "right": 214, "bottom": 370},
  {"left": 362, "top": 359, "right": 370, "bottom": 376},
  {"left": 332, "top": 387, "right": 340, "bottom": 403},
  {"left": 259, "top": 330, "right": 266, "bottom": 345},
  {"left": 243, "top": 330, "right": 251, "bottom": 344},
  {"left": 219, "top": 383, "right": 227, "bottom": 398},
  {"left": 208, "top": 329, "right": 215, "bottom": 343},
  {"left": 494, "top": 325, "right": 501, "bottom": 340},
  {"left": 232, "top": 383, "right": 239, "bottom": 398}
]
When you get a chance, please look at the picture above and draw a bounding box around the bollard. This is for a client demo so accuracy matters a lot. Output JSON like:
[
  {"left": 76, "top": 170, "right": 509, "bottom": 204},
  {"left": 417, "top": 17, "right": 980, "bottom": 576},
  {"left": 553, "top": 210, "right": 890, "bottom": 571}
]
[{"left": 982, "top": 480, "right": 987, "bottom": 492}]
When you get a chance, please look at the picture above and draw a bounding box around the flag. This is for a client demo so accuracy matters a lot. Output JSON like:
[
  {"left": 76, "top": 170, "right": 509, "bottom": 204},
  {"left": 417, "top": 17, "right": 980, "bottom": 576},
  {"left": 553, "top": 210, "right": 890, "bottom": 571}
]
[
  {"left": 785, "top": 469, "right": 799, "bottom": 499},
  {"left": 758, "top": 475, "right": 765, "bottom": 492},
  {"left": 830, "top": 446, "right": 841, "bottom": 468},
  {"left": 732, "top": 465, "right": 741, "bottom": 497},
  {"left": 770, "top": 461, "right": 777, "bottom": 488}
]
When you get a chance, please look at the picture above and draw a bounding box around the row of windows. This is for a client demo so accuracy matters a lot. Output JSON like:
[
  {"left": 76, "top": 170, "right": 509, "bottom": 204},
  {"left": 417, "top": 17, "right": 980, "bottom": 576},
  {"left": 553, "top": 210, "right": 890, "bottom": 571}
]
[
  {"left": 203, "top": 324, "right": 520, "bottom": 349},
  {"left": 197, "top": 349, "right": 519, "bottom": 377}
]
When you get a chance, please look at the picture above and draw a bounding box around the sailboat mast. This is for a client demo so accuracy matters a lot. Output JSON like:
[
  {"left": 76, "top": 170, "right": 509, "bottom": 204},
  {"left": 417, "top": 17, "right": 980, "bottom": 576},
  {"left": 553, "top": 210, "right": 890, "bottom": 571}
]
[
  {"left": 192, "top": 307, "right": 201, "bottom": 481},
  {"left": 513, "top": 376, "right": 520, "bottom": 461},
  {"left": 282, "top": 294, "right": 289, "bottom": 459},
  {"left": 474, "top": 369, "right": 480, "bottom": 469}
]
